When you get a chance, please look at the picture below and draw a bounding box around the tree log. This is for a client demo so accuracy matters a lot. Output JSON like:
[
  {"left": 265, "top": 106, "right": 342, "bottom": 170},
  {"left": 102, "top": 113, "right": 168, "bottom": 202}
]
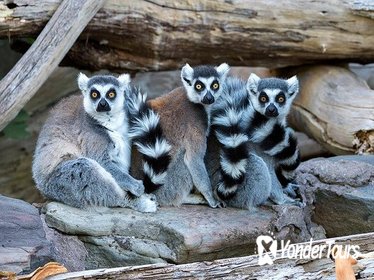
[
  {"left": 45, "top": 232, "right": 374, "bottom": 279},
  {"left": 0, "top": 0, "right": 106, "bottom": 131},
  {"left": 0, "top": 0, "right": 374, "bottom": 73},
  {"left": 287, "top": 65, "right": 374, "bottom": 155}
]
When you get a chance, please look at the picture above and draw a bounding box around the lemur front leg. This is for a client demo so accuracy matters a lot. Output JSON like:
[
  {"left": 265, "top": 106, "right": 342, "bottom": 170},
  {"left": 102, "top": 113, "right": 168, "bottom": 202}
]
[
  {"left": 104, "top": 161, "right": 145, "bottom": 197},
  {"left": 269, "top": 167, "right": 304, "bottom": 207},
  {"left": 184, "top": 152, "right": 225, "bottom": 208},
  {"left": 44, "top": 157, "right": 156, "bottom": 212}
]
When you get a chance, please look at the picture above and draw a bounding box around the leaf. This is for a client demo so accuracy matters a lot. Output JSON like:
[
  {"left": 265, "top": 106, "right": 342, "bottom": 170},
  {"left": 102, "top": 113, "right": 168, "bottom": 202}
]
[
  {"left": 16, "top": 262, "right": 68, "bottom": 280},
  {"left": 3, "top": 110, "right": 30, "bottom": 140}
]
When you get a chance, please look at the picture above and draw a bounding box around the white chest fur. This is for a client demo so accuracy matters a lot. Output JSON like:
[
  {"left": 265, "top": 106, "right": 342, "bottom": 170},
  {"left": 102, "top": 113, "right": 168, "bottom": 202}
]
[
  {"left": 94, "top": 111, "right": 131, "bottom": 172},
  {"left": 204, "top": 105, "right": 212, "bottom": 136}
]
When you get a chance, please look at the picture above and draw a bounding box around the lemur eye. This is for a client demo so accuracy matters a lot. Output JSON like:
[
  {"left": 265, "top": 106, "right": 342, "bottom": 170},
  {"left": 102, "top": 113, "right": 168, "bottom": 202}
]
[
  {"left": 195, "top": 82, "right": 204, "bottom": 91},
  {"left": 211, "top": 82, "right": 219, "bottom": 90},
  {"left": 91, "top": 91, "right": 99, "bottom": 99},
  {"left": 107, "top": 91, "right": 116, "bottom": 99},
  {"left": 259, "top": 93, "right": 268, "bottom": 103},
  {"left": 278, "top": 96, "right": 285, "bottom": 103}
]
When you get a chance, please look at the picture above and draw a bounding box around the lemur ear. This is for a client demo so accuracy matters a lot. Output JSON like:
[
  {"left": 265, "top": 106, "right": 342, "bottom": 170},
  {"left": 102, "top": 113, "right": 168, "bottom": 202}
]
[
  {"left": 215, "top": 63, "right": 230, "bottom": 79},
  {"left": 246, "top": 73, "right": 261, "bottom": 95},
  {"left": 181, "top": 63, "right": 194, "bottom": 86},
  {"left": 118, "top": 73, "right": 131, "bottom": 87},
  {"left": 287, "top": 75, "right": 299, "bottom": 96},
  {"left": 77, "top": 72, "right": 89, "bottom": 92}
]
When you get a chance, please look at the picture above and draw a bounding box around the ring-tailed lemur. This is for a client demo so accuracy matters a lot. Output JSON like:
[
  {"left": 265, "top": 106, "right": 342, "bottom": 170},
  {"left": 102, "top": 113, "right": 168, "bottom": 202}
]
[
  {"left": 138, "top": 63, "right": 230, "bottom": 208},
  {"left": 211, "top": 74, "right": 301, "bottom": 207},
  {"left": 32, "top": 73, "right": 170, "bottom": 212},
  {"left": 211, "top": 77, "right": 272, "bottom": 209},
  {"left": 246, "top": 73, "right": 300, "bottom": 201}
]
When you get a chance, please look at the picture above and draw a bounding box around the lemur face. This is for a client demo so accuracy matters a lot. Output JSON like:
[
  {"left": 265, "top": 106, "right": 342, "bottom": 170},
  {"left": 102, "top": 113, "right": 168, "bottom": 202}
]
[
  {"left": 78, "top": 73, "right": 130, "bottom": 116},
  {"left": 246, "top": 73, "right": 299, "bottom": 119},
  {"left": 181, "top": 63, "right": 230, "bottom": 105}
]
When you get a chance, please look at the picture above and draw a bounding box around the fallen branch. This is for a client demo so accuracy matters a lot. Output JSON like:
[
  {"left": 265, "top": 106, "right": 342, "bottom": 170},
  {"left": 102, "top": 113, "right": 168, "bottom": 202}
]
[
  {"left": 287, "top": 65, "right": 374, "bottom": 155},
  {"left": 46, "top": 232, "right": 374, "bottom": 279},
  {"left": 0, "top": 0, "right": 106, "bottom": 131},
  {"left": 0, "top": 0, "right": 374, "bottom": 72}
]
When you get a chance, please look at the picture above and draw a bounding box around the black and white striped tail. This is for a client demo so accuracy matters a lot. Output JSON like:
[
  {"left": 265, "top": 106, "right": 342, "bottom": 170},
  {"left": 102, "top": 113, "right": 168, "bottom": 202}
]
[
  {"left": 211, "top": 78, "right": 251, "bottom": 199},
  {"left": 127, "top": 89, "right": 171, "bottom": 193},
  {"left": 273, "top": 130, "right": 300, "bottom": 186},
  {"left": 249, "top": 118, "right": 300, "bottom": 187}
]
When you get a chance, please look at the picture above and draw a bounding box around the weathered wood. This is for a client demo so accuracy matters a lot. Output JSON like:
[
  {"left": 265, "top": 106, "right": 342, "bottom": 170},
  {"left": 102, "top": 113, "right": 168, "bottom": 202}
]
[
  {"left": 0, "top": 0, "right": 374, "bottom": 73},
  {"left": 0, "top": 0, "right": 106, "bottom": 131},
  {"left": 350, "top": 0, "right": 374, "bottom": 19},
  {"left": 46, "top": 232, "right": 374, "bottom": 280},
  {"left": 287, "top": 65, "right": 374, "bottom": 155}
]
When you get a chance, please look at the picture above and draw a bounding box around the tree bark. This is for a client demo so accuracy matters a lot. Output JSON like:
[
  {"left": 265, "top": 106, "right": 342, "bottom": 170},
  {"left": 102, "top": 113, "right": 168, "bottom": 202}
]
[
  {"left": 0, "top": 0, "right": 106, "bottom": 131},
  {"left": 287, "top": 65, "right": 374, "bottom": 155},
  {"left": 45, "top": 232, "right": 374, "bottom": 280},
  {"left": 0, "top": 0, "right": 374, "bottom": 73}
]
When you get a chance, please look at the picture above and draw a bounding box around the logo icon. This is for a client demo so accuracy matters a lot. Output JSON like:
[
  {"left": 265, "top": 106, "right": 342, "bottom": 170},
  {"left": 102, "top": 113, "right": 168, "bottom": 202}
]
[{"left": 256, "top": 234, "right": 278, "bottom": 265}]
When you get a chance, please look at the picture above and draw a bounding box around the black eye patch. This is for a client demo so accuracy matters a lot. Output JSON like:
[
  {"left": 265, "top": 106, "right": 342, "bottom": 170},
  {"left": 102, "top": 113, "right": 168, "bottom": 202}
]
[
  {"left": 211, "top": 80, "right": 219, "bottom": 91},
  {"left": 259, "top": 92, "right": 269, "bottom": 104},
  {"left": 106, "top": 88, "right": 116, "bottom": 99},
  {"left": 194, "top": 81, "right": 205, "bottom": 92},
  {"left": 276, "top": 92, "right": 286, "bottom": 104},
  {"left": 90, "top": 89, "right": 100, "bottom": 100}
]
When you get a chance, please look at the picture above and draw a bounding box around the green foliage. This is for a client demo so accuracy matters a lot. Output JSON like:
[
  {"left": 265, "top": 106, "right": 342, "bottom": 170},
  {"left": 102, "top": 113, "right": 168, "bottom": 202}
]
[{"left": 3, "top": 110, "right": 31, "bottom": 140}]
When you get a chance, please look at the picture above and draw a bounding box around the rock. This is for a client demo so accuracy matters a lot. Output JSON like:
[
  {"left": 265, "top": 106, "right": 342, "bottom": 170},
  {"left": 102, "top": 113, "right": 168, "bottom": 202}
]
[
  {"left": 41, "top": 215, "right": 87, "bottom": 272},
  {"left": 44, "top": 201, "right": 319, "bottom": 269},
  {"left": 0, "top": 195, "right": 88, "bottom": 274},
  {"left": 295, "top": 132, "right": 330, "bottom": 160},
  {"left": 0, "top": 195, "right": 52, "bottom": 274},
  {"left": 295, "top": 155, "right": 374, "bottom": 237}
]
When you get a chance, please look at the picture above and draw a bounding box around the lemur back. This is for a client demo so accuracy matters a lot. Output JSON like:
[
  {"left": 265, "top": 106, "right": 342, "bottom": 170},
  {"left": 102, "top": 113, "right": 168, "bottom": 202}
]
[
  {"left": 32, "top": 74, "right": 170, "bottom": 212},
  {"left": 140, "top": 63, "right": 230, "bottom": 208}
]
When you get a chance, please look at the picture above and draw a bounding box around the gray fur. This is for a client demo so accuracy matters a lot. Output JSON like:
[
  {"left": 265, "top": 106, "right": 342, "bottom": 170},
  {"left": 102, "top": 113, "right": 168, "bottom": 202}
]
[
  {"left": 33, "top": 74, "right": 157, "bottom": 212},
  {"left": 192, "top": 65, "right": 219, "bottom": 79},
  {"left": 258, "top": 78, "right": 288, "bottom": 92},
  {"left": 226, "top": 153, "right": 271, "bottom": 210},
  {"left": 152, "top": 151, "right": 193, "bottom": 206},
  {"left": 87, "top": 75, "right": 120, "bottom": 88},
  {"left": 247, "top": 143, "right": 300, "bottom": 206}
]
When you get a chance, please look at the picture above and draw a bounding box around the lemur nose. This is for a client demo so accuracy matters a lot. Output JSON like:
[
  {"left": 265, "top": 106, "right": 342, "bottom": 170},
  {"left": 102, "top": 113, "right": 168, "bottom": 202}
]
[
  {"left": 202, "top": 93, "right": 214, "bottom": 105},
  {"left": 97, "top": 98, "right": 110, "bottom": 112},
  {"left": 268, "top": 105, "right": 276, "bottom": 112},
  {"left": 99, "top": 99, "right": 107, "bottom": 107},
  {"left": 265, "top": 103, "right": 278, "bottom": 117}
]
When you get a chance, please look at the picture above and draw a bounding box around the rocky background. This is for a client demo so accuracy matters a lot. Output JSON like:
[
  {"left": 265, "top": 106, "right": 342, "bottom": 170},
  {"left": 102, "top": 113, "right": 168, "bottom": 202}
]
[{"left": 0, "top": 39, "right": 374, "bottom": 274}]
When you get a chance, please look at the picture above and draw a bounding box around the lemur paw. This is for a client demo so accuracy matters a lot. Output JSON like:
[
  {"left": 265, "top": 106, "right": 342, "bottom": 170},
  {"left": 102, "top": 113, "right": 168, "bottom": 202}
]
[
  {"left": 208, "top": 198, "right": 226, "bottom": 208},
  {"left": 132, "top": 194, "right": 158, "bottom": 213},
  {"left": 283, "top": 183, "right": 301, "bottom": 199},
  {"left": 271, "top": 193, "right": 305, "bottom": 208},
  {"left": 124, "top": 179, "right": 145, "bottom": 197}
]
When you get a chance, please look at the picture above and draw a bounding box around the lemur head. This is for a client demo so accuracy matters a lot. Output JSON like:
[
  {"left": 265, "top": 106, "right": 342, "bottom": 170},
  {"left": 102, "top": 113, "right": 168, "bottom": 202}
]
[
  {"left": 246, "top": 73, "right": 299, "bottom": 119},
  {"left": 181, "top": 63, "right": 230, "bottom": 105},
  {"left": 78, "top": 73, "right": 130, "bottom": 117}
]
